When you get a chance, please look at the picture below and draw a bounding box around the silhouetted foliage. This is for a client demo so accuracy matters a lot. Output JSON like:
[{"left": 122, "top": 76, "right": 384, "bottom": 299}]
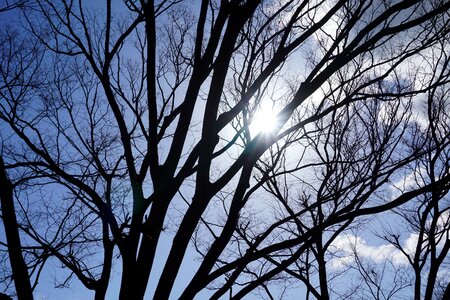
[{"left": 0, "top": 0, "right": 449, "bottom": 299}]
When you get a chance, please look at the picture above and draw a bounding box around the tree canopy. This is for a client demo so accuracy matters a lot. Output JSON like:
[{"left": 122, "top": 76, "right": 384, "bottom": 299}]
[{"left": 0, "top": 0, "right": 449, "bottom": 299}]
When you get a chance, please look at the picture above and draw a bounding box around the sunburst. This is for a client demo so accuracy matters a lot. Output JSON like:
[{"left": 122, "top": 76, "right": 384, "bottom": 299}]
[{"left": 250, "top": 108, "right": 279, "bottom": 136}]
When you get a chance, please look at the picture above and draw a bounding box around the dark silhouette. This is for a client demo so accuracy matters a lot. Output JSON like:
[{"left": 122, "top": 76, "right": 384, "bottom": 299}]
[
  {"left": 0, "top": 158, "right": 33, "bottom": 299},
  {"left": 0, "top": 293, "right": 12, "bottom": 300},
  {"left": 0, "top": 0, "right": 449, "bottom": 299}
]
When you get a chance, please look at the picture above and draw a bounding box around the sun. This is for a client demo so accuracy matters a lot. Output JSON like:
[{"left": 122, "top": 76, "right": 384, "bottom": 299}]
[{"left": 250, "top": 108, "right": 279, "bottom": 135}]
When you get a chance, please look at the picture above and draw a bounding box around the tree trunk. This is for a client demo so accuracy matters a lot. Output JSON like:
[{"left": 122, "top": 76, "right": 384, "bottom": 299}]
[
  {"left": 316, "top": 239, "right": 330, "bottom": 300},
  {"left": 442, "top": 280, "right": 450, "bottom": 300},
  {"left": 0, "top": 157, "right": 33, "bottom": 300},
  {"left": 119, "top": 251, "right": 143, "bottom": 300},
  {"left": 94, "top": 222, "right": 114, "bottom": 300},
  {"left": 414, "top": 268, "right": 421, "bottom": 300}
]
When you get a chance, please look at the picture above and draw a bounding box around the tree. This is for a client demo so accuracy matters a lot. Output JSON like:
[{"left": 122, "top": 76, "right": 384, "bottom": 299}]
[
  {"left": 383, "top": 77, "right": 450, "bottom": 300},
  {"left": 319, "top": 53, "right": 450, "bottom": 300},
  {"left": 0, "top": 0, "right": 449, "bottom": 299},
  {"left": 0, "top": 0, "right": 28, "bottom": 13},
  {"left": 0, "top": 156, "right": 33, "bottom": 299}
]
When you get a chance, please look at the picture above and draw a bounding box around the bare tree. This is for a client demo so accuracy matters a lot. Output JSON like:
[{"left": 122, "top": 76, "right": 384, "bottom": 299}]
[
  {"left": 0, "top": 0, "right": 28, "bottom": 13},
  {"left": 377, "top": 72, "right": 450, "bottom": 300},
  {"left": 0, "top": 156, "right": 33, "bottom": 299},
  {"left": 1, "top": 0, "right": 450, "bottom": 299},
  {"left": 311, "top": 49, "right": 450, "bottom": 300}
]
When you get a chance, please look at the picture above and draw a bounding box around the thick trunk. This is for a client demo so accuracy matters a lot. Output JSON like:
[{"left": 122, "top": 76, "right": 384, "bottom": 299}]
[
  {"left": 414, "top": 268, "right": 421, "bottom": 300},
  {"left": 442, "top": 281, "right": 450, "bottom": 300},
  {"left": 94, "top": 223, "right": 114, "bottom": 300},
  {"left": 119, "top": 253, "right": 142, "bottom": 300},
  {"left": 94, "top": 285, "right": 108, "bottom": 300},
  {"left": 424, "top": 270, "right": 437, "bottom": 300},
  {"left": 316, "top": 240, "right": 329, "bottom": 300},
  {"left": 0, "top": 157, "right": 34, "bottom": 300},
  {"left": 118, "top": 180, "right": 148, "bottom": 299},
  {"left": 118, "top": 197, "right": 176, "bottom": 299}
]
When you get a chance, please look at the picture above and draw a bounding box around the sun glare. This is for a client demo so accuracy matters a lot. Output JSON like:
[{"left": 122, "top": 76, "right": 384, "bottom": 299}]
[{"left": 250, "top": 109, "right": 279, "bottom": 135}]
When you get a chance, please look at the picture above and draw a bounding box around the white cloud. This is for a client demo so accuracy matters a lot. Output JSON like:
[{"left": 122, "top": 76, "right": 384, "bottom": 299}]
[
  {"left": 437, "top": 268, "right": 450, "bottom": 280},
  {"left": 436, "top": 211, "right": 450, "bottom": 231},
  {"left": 329, "top": 233, "right": 418, "bottom": 269},
  {"left": 390, "top": 166, "right": 428, "bottom": 200}
]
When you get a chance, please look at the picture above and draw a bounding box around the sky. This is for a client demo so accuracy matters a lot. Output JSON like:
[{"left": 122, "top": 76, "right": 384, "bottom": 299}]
[{"left": 1, "top": 0, "right": 449, "bottom": 299}]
